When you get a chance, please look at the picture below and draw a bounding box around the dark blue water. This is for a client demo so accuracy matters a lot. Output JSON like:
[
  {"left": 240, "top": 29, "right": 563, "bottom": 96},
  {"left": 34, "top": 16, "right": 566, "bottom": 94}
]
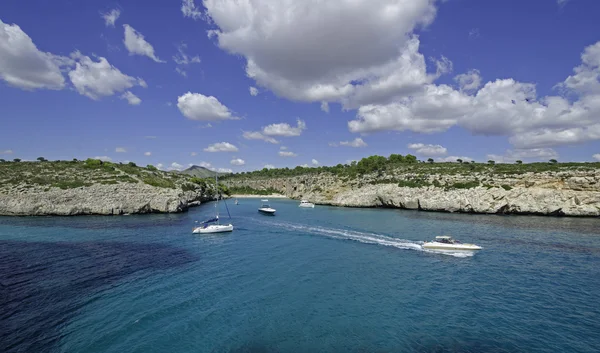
[{"left": 1, "top": 199, "right": 599, "bottom": 353}]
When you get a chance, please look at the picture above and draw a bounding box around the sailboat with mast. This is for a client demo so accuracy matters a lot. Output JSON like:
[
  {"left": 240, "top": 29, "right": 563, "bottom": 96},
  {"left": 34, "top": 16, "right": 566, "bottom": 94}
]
[{"left": 192, "top": 173, "right": 233, "bottom": 234}]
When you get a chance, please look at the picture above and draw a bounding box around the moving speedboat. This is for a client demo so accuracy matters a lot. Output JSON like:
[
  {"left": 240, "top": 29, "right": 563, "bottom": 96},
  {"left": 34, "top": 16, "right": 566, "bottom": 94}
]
[
  {"left": 258, "top": 199, "right": 276, "bottom": 215},
  {"left": 422, "top": 236, "right": 482, "bottom": 250},
  {"left": 298, "top": 200, "right": 315, "bottom": 208}
]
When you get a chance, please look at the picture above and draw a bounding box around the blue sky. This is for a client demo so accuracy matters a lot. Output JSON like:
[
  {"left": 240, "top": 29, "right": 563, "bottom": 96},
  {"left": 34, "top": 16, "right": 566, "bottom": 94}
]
[{"left": 1, "top": 0, "right": 600, "bottom": 172}]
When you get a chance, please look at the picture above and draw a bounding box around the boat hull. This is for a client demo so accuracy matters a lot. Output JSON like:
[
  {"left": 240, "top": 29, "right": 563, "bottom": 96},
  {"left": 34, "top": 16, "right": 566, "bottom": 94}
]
[
  {"left": 422, "top": 242, "right": 482, "bottom": 250},
  {"left": 299, "top": 204, "right": 315, "bottom": 208},
  {"left": 193, "top": 224, "right": 234, "bottom": 234},
  {"left": 258, "top": 208, "right": 276, "bottom": 215}
]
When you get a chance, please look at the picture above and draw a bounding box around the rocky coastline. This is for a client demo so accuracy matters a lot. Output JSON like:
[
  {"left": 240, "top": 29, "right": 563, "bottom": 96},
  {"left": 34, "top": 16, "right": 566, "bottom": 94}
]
[
  {"left": 0, "top": 183, "right": 210, "bottom": 216},
  {"left": 224, "top": 170, "right": 600, "bottom": 217},
  {"left": 0, "top": 160, "right": 218, "bottom": 216}
]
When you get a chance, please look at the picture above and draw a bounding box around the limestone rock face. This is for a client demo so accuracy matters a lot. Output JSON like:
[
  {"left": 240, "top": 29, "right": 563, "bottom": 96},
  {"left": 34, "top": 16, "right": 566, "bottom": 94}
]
[
  {"left": 0, "top": 183, "right": 209, "bottom": 216},
  {"left": 225, "top": 172, "right": 600, "bottom": 217}
]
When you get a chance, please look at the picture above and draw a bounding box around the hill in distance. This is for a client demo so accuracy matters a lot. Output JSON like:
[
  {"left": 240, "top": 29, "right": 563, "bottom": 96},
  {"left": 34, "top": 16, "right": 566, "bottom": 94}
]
[{"left": 180, "top": 165, "right": 230, "bottom": 178}]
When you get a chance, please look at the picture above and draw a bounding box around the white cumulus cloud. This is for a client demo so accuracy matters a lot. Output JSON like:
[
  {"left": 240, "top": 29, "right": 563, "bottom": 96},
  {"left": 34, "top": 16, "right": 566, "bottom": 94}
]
[
  {"left": 181, "top": 0, "right": 203, "bottom": 20},
  {"left": 312, "top": 159, "right": 319, "bottom": 165},
  {"left": 264, "top": 164, "right": 275, "bottom": 169},
  {"left": 279, "top": 151, "right": 298, "bottom": 157},
  {"left": 202, "top": 0, "right": 437, "bottom": 106},
  {"left": 321, "top": 101, "right": 329, "bottom": 113},
  {"left": 593, "top": 154, "right": 600, "bottom": 161},
  {"left": 454, "top": 69, "right": 481, "bottom": 93},
  {"left": 169, "top": 162, "right": 184, "bottom": 171},
  {"left": 242, "top": 131, "right": 279, "bottom": 144},
  {"left": 177, "top": 92, "right": 238, "bottom": 121},
  {"left": 262, "top": 119, "right": 306, "bottom": 137},
  {"left": 204, "top": 142, "right": 239, "bottom": 152},
  {"left": 115, "top": 147, "right": 126, "bottom": 153},
  {"left": 486, "top": 148, "right": 558, "bottom": 163},
  {"left": 1, "top": 149, "right": 14, "bottom": 154},
  {"left": 249, "top": 86, "right": 259, "bottom": 96},
  {"left": 243, "top": 119, "right": 306, "bottom": 144},
  {"left": 230, "top": 158, "right": 245, "bottom": 166},
  {"left": 123, "top": 24, "right": 165, "bottom": 63},
  {"left": 120, "top": 91, "right": 141, "bottom": 105},
  {"left": 101, "top": 9, "right": 121, "bottom": 27},
  {"left": 144, "top": 152, "right": 152, "bottom": 156},
  {"left": 339, "top": 138, "right": 368, "bottom": 148},
  {"left": 436, "top": 156, "right": 473, "bottom": 163},
  {"left": 68, "top": 51, "right": 145, "bottom": 100},
  {"left": 94, "top": 156, "right": 112, "bottom": 162},
  {"left": 407, "top": 143, "right": 447, "bottom": 157},
  {"left": 0, "top": 19, "right": 68, "bottom": 90},
  {"left": 348, "top": 41, "right": 600, "bottom": 150}
]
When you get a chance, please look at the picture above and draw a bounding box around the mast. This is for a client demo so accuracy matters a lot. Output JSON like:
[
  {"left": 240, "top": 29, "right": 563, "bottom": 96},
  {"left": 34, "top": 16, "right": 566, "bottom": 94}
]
[{"left": 215, "top": 172, "right": 220, "bottom": 223}]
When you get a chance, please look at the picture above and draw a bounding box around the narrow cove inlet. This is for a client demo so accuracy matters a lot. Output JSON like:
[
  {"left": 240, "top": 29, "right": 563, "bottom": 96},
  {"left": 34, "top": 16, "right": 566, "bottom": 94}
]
[
  {"left": 1, "top": 200, "right": 599, "bottom": 352},
  {"left": 2, "top": 0, "right": 600, "bottom": 351}
]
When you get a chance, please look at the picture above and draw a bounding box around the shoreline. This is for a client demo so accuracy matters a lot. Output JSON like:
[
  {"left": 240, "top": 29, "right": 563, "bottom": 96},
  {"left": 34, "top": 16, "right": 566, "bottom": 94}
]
[{"left": 229, "top": 194, "right": 288, "bottom": 199}]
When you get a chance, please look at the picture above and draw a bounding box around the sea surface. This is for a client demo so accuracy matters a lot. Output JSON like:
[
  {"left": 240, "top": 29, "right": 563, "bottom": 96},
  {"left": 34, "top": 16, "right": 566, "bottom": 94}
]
[{"left": 1, "top": 199, "right": 600, "bottom": 353}]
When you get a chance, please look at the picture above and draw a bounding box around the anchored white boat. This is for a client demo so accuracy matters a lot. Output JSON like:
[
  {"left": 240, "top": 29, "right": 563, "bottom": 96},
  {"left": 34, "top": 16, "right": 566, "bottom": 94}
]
[
  {"left": 258, "top": 199, "right": 276, "bottom": 215},
  {"left": 422, "top": 236, "right": 482, "bottom": 251},
  {"left": 193, "top": 173, "right": 233, "bottom": 234},
  {"left": 299, "top": 200, "right": 315, "bottom": 208},
  {"left": 234, "top": 198, "right": 239, "bottom": 205}
]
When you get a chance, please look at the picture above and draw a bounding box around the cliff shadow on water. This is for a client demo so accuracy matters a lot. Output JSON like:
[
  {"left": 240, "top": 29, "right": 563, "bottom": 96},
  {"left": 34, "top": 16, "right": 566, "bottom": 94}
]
[{"left": 0, "top": 240, "right": 198, "bottom": 353}]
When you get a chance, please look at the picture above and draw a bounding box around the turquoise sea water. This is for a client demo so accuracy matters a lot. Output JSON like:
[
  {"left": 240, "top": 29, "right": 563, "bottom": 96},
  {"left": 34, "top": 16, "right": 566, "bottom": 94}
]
[{"left": 1, "top": 198, "right": 600, "bottom": 353}]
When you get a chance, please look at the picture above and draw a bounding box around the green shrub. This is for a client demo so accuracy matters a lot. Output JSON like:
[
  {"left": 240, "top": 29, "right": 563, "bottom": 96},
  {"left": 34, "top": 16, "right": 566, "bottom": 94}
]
[
  {"left": 116, "top": 175, "right": 138, "bottom": 183},
  {"left": 398, "top": 179, "right": 431, "bottom": 188},
  {"left": 128, "top": 162, "right": 137, "bottom": 167},
  {"left": 52, "top": 180, "right": 90, "bottom": 189},
  {"left": 147, "top": 164, "right": 157, "bottom": 171},
  {"left": 142, "top": 176, "right": 175, "bottom": 188},
  {"left": 181, "top": 183, "right": 198, "bottom": 192},
  {"left": 446, "top": 181, "right": 480, "bottom": 190},
  {"left": 13, "top": 158, "right": 21, "bottom": 162},
  {"left": 85, "top": 158, "right": 103, "bottom": 166}
]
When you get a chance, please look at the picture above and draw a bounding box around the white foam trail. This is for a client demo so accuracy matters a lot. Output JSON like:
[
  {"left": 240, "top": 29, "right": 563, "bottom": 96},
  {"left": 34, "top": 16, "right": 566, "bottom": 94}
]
[{"left": 254, "top": 219, "right": 473, "bottom": 258}]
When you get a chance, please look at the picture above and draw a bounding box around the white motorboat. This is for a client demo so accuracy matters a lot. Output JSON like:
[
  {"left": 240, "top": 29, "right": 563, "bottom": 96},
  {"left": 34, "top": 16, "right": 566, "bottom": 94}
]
[
  {"left": 258, "top": 199, "right": 276, "bottom": 215},
  {"left": 235, "top": 198, "right": 239, "bottom": 205},
  {"left": 192, "top": 173, "right": 233, "bottom": 234},
  {"left": 298, "top": 200, "right": 315, "bottom": 208},
  {"left": 422, "top": 236, "right": 482, "bottom": 250}
]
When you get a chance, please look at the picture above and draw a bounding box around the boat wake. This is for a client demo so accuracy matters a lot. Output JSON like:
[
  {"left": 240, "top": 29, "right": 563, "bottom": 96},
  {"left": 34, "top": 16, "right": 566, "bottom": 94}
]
[{"left": 257, "top": 220, "right": 474, "bottom": 258}]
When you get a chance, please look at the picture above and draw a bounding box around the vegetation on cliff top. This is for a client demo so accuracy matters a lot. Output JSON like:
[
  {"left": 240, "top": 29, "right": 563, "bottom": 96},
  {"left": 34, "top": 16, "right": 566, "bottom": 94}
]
[
  {"left": 223, "top": 153, "right": 600, "bottom": 180},
  {"left": 0, "top": 159, "right": 229, "bottom": 196}
]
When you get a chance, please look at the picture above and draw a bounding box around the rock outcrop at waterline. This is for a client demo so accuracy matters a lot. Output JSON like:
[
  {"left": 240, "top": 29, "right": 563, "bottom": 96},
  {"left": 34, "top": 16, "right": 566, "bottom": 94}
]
[
  {"left": 224, "top": 170, "right": 600, "bottom": 217},
  {"left": 0, "top": 160, "right": 217, "bottom": 216},
  {"left": 0, "top": 183, "right": 208, "bottom": 216}
]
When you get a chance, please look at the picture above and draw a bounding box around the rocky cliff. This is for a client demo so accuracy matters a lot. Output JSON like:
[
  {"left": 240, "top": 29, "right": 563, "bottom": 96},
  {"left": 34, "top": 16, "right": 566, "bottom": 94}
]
[
  {"left": 224, "top": 169, "right": 600, "bottom": 217},
  {"left": 0, "top": 160, "right": 217, "bottom": 216},
  {"left": 0, "top": 183, "right": 209, "bottom": 216}
]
